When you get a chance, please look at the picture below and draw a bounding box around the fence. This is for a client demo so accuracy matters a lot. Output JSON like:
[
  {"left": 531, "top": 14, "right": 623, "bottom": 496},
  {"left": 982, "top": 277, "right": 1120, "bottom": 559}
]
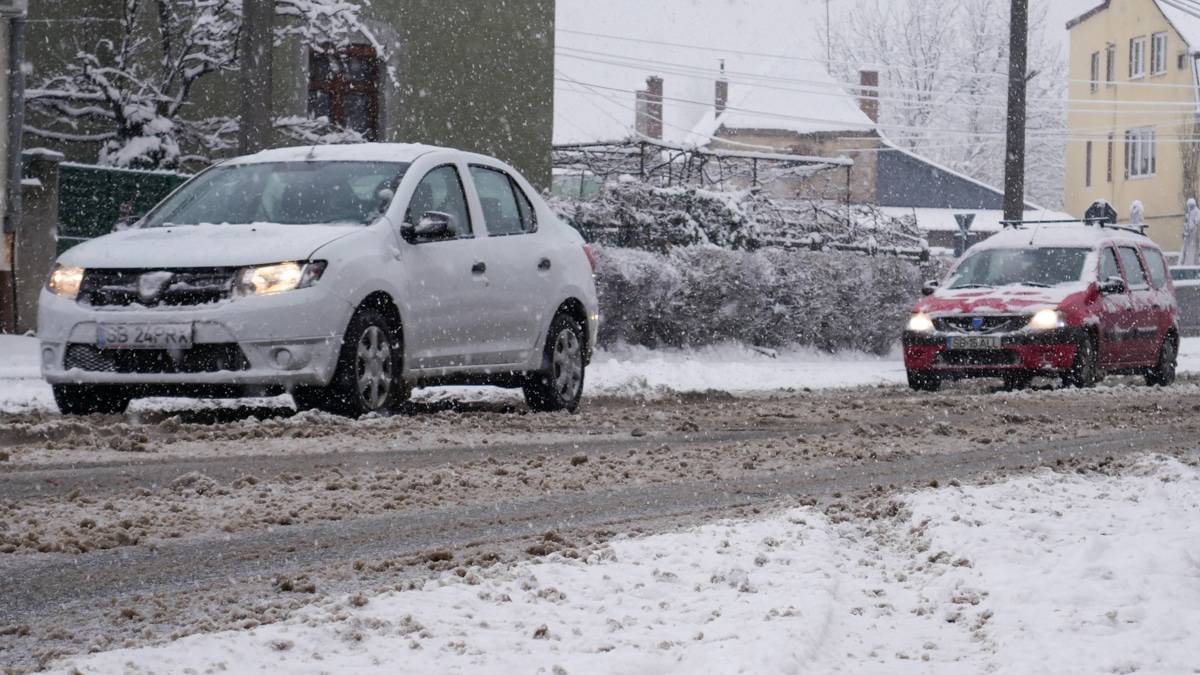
[{"left": 40, "top": 161, "right": 190, "bottom": 254}]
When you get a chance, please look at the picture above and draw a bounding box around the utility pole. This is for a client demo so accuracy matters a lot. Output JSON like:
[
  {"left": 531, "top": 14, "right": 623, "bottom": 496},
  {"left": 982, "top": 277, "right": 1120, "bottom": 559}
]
[
  {"left": 826, "top": 0, "right": 832, "bottom": 68},
  {"left": 1003, "top": 0, "right": 1028, "bottom": 222},
  {"left": 239, "top": 0, "right": 274, "bottom": 154}
]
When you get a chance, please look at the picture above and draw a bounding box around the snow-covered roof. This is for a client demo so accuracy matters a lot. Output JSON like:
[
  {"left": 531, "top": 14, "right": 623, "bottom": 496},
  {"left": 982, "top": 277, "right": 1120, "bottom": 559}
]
[
  {"left": 880, "top": 207, "right": 1073, "bottom": 233},
  {"left": 554, "top": 0, "right": 861, "bottom": 147},
  {"left": 1155, "top": 0, "right": 1200, "bottom": 50},
  {"left": 687, "top": 60, "right": 875, "bottom": 143},
  {"left": 229, "top": 143, "right": 442, "bottom": 165},
  {"left": 973, "top": 222, "right": 1152, "bottom": 250}
]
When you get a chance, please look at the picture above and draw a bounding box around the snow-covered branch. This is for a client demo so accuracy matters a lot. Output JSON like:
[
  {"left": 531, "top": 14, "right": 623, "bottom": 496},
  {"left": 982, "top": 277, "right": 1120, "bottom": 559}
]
[{"left": 26, "top": 0, "right": 385, "bottom": 170}]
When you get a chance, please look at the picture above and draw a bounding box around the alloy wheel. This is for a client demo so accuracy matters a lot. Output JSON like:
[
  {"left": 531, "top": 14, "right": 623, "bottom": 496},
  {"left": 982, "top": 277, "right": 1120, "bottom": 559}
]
[
  {"left": 356, "top": 325, "right": 393, "bottom": 411},
  {"left": 552, "top": 328, "right": 583, "bottom": 400}
]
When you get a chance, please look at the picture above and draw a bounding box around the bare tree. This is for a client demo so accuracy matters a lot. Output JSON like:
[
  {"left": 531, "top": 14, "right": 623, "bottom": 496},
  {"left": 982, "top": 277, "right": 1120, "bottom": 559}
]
[
  {"left": 25, "top": 0, "right": 387, "bottom": 170},
  {"left": 824, "top": 0, "right": 1067, "bottom": 209}
]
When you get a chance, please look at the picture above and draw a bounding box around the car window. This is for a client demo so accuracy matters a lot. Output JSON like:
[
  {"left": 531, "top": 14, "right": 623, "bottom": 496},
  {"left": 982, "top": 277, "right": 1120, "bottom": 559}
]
[
  {"left": 1141, "top": 248, "right": 1168, "bottom": 288},
  {"left": 947, "top": 247, "right": 1088, "bottom": 289},
  {"left": 1118, "top": 247, "right": 1150, "bottom": 289},
  {"left": 469, "top": 166, "right": 535, "bottom": 236},
  {"left": 405, "top": 165, "right": 472, "bottom": 239},
  {"left": 1100, "top": 247, "right": 1122, "bottom": 282},
  {"left": 142, "top": 161, "right": 409, "bottom": 227},
  {"left": 1171, "top": 268, "right": 1198, "bottom": 281}
]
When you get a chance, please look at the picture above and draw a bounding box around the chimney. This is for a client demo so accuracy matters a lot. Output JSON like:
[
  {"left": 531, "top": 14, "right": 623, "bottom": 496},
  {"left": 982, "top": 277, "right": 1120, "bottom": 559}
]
[
  {"left": 635, "top": 75, "right": 664, "bottom": 140},
  {"left": 715, "top": 59, "right": 729, "bottom": 115},
  {"left": 858, "top": 69, "right": 880, "bottom": 124}
]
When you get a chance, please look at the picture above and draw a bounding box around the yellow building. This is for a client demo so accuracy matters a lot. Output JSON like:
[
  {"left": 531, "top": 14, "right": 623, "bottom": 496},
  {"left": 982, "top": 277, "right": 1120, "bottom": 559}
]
[{"left": 1066, "top": 0, "right": 1200, "bottom": 252}]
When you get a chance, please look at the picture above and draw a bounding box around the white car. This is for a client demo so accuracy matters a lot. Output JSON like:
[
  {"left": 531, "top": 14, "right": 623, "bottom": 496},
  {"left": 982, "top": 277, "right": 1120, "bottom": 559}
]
[{"left": 38, "top": 144, "right": 600, "bottom": 417}]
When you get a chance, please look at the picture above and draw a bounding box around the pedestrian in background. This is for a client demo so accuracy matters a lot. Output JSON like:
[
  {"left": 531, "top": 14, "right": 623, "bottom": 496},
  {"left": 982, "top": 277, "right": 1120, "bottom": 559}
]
[{"left": 1182, "top": 198, "right": 1200, "bottom": 265}]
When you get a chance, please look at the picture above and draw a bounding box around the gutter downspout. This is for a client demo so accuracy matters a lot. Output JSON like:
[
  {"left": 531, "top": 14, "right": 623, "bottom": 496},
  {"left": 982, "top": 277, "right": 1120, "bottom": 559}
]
[{"left": 4, "top": 15, "right": 24, "bottom": 332}]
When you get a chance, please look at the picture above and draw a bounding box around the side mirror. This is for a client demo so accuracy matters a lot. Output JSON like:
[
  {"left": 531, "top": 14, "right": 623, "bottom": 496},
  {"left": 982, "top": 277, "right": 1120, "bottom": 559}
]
[
  {"left": 921, "top": 280, "right": 940, "bottom": 296},
  {"left": 401, "top": 211, "right": 456, "bottom": 244},
  {"left": 113, "top": 215, "right": 142, "bottom": 231},
  {"left": 1099, "top": 275, "right": 1127, "bottom": 295}
]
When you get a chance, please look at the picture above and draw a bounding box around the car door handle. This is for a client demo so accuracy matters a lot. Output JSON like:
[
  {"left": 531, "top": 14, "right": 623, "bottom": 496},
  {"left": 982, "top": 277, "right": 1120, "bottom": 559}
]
[
  {"left": 538, "top": 258, "right": 552, "bottom": 271},
  {"left": 472, "top": 261, "right": 486, "bottom": 274}
]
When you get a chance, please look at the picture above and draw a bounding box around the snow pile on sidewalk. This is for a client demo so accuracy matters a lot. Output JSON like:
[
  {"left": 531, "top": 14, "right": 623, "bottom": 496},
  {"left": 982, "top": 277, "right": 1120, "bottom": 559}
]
[
  {"left": 57, "top": 456, "right": 1200, "bottom": 674},
  {"left": 0, "top": 334, "right": 51, "bottom": 413}
]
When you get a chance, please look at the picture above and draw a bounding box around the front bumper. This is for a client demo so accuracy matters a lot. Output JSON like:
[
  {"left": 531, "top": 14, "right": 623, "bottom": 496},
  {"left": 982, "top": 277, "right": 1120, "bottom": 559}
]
[
  {"left": 902, "top": 328, "right": 1083, "bottom": 378},
  {"left": 37, "top": 286, "right": 354, "bottom": 388}
]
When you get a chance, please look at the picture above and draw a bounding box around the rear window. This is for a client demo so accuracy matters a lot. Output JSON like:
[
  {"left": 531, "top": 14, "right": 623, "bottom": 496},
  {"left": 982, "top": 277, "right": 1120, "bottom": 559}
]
[
  {"left": 1170, "top": 267, "right": 1200, "bottom": 281},
  {"left": 1141, "top": 248, "right": 1168, "bottom": 288}
]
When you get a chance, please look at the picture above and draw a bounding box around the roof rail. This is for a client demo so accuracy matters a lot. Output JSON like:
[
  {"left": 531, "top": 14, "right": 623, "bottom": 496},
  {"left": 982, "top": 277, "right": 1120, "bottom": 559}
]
[{"left": 997, "top": 218, "right": 1148, "bottom": 235}]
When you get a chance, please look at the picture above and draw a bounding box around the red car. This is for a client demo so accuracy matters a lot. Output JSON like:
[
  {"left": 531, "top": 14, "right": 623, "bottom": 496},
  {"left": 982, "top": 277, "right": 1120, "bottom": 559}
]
[{"left": 903, "top": 221, "right": 1178, "bottom": 391}]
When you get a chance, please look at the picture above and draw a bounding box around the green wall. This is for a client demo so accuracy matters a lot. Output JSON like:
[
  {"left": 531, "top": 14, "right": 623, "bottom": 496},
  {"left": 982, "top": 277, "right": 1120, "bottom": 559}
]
[{"left": 23, "top": 1, "right": 556, "bottom": 190}]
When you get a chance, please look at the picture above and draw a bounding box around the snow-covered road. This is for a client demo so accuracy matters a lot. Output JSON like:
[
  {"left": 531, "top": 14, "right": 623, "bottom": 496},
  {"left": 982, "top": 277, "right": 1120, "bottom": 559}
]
[
  {"left": 55, "top": 456, "right": 1200, "bottom": 674},
  {"left": 7, "top": 334, "right": 1200, "bottom": 413}
]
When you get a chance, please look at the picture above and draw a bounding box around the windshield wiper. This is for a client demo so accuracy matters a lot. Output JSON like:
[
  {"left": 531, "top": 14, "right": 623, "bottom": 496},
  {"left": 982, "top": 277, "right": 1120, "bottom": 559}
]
[
  {"left": 1011, "top": 281, "right": 1051, "bottom": 288},
  {"left": 952, "top": 283, "right": 993, "bottom": 289}
]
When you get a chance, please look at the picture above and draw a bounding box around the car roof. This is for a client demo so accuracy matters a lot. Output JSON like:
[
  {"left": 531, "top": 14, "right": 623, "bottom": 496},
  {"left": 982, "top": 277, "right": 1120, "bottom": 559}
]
[
  {"left": 225, "top": 143, "right": 450, "bottom": 166},
  {"left": 970, "top": 222, "right": 1157, "bottom": 252}
]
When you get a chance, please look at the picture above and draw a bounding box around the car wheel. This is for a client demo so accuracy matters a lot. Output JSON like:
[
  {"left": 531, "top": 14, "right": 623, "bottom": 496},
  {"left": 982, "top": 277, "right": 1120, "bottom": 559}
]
[
  {"left": 52, "top": 384, "right": 133, "bottom": 416},
  {"left": 295, "top": 307, "right": 409, "bottom": 417},
  {"left": 524, "top": 313, "right": 586, "bottom": 412},
  {"left": 1063, "top": 333, "right": 1098, "bottom": 389},
  {"left": 1146, "top": 336, "right": 1178, "bottom": 387},
  {"left": 1002, "top": 373, "right": 1033, "bottom": 391},
  {"left": 906, "top": 370, "right": 941, "bottom": 392}
]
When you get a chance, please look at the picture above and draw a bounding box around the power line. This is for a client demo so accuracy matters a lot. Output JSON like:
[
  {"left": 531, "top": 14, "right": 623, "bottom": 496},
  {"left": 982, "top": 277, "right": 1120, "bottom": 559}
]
[{"left": 557, "top": 47, "right": 1200, "bottom": 114}]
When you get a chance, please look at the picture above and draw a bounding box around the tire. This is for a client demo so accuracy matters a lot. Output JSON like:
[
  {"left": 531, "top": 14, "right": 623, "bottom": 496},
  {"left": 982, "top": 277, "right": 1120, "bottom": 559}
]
[
  {"left": 1062, "top": 333, "right": 1098, "bottom": 389},
  {"left": 906, "top": 370, "right": 941, "bottom": 392},
  {"left": 1146, "top": 335, "right": 1178, "bottom": 387},
  {"left": 524, "top": 313, "right": 586, "bottom": 412},
  {"left": 1002, "top": 373, "right": 1033, "bottom": 391},
  {"left": 53, "top": 384, "right": 133, "bottom": 416},
  {"left": 293, "top": 306, "right": 409, "bottom": 417}
]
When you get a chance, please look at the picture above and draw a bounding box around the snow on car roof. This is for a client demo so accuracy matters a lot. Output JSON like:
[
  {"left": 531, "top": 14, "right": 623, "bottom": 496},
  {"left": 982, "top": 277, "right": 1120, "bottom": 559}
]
[
  {"left": 227, "top": 143, "right": 444, "bottom": 165},
  {"left": 971, "top": 222, "right": 1155, "bottom": 251}
]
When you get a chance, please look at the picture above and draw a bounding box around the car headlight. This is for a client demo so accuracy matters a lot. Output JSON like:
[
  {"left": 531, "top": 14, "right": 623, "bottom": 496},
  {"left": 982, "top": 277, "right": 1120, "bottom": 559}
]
[
  {"left": 47, "top": 264, "right": 85, "bottom": 300},
  {"left": 1027, "top": 308, "right": 1064, "bottom": 330},
  {"left": 907, "top": 312, "right": 934, "bottom": 333},
  {"left": 233, "top": 261, "right": 326, "bottom": 297}
]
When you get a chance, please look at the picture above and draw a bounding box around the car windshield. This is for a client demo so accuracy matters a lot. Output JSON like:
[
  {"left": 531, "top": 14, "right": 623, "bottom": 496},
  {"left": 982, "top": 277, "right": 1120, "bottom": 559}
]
[
  {"left": 947, "top": 247, "right": 1090, "bottom": 289},
  {"left": 141, "top": 161, "right": 411, "bottom": 227}
]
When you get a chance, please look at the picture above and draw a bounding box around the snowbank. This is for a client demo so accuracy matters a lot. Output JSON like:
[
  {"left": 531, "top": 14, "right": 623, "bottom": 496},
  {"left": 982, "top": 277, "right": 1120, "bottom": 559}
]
[
  {"left": 55, "top": 455, "right": 1200, "bottom": 673},
  {"left": 6, "top": 334, "right": 1200, "bottom": 413}
]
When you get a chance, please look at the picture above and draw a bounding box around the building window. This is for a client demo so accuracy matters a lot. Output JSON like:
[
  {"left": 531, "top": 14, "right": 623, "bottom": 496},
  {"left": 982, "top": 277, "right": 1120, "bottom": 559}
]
[
  {"left": 1107, "top": 133, "right": 1114, "bottom": 182},
  {"left": 1090, "top": 52, "right": 1101, "bottom": 92},
  {"left": 1106, "top": 43, "right": 1116, "bottom": 84},
  {"left": 1085, "top": 141, "right": 1093, "bottom": 187},
  {"left": 308, "top": 45, "right": 381, "bottom": 140},
  {"left": 1125, "top": 127, "right": 1156, "bottom": 178},
  {"left": 1151, "top": 32, "right": 1168, "bottom": 74},
  {"left": 1130, "top": 36, "right": 1146, "bottom": 79}
]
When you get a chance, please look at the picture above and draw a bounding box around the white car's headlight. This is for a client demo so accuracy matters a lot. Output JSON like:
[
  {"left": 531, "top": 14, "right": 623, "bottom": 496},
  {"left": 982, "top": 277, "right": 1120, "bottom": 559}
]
[
  {"left": 234, "top": 261, "right": 326, "bottom": 297},
  {"left": 907, "top": 312, "right": 934, "bottom": 333},
  {"left": 1027, "top": 308, "right": 1064, "bottom": 330},
  {"left": 47, "top": 264, "right": 85, "bottom": 300}
]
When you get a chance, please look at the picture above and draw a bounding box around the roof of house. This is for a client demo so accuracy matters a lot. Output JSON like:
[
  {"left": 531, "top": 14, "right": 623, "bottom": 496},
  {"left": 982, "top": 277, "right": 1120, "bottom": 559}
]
[
  {"left": 1068, "top": 0, "right": 1200, "bottom": 49},
  {"left": 684, "top": 60, "right": 876, "bottom": 144},
  {"left": 553, "top": 0, "right": 851, "bottom": 147},
  {"left": 876, "top": 140, "right": 1046, "bottom": 212}
]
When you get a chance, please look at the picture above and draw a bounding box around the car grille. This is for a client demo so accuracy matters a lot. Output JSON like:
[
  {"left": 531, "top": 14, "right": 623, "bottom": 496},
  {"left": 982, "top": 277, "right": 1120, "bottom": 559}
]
[
  {"left": 64, "top": 344, "right": 250, "bottom": 374},
  {"left": 80, "top": 268, "right": 237, "bottom": 307},
  {"left": 933, "top": 315, "right": 1023, "bottom": 334},
  {"left": 938, "top": 350, "right": 1018, "bottom": 367}
]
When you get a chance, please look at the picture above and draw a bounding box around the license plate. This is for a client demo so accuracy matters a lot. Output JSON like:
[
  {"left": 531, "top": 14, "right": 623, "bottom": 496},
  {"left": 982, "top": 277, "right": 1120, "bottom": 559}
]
[
  {"left": 947, "top": 336, "right": 1002, "bottom": 350},
  {"left": 98, "top": 323, "right": 193, "bottom": 350}
]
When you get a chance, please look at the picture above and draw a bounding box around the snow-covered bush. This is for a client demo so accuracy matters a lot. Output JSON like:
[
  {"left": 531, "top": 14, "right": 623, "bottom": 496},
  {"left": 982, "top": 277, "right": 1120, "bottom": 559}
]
[
  {"left": 593, "top": 245, "right": 930, "bottom": 355},
  {"left": 553, "top": 182, "right": 925, "bottom": 255}
]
